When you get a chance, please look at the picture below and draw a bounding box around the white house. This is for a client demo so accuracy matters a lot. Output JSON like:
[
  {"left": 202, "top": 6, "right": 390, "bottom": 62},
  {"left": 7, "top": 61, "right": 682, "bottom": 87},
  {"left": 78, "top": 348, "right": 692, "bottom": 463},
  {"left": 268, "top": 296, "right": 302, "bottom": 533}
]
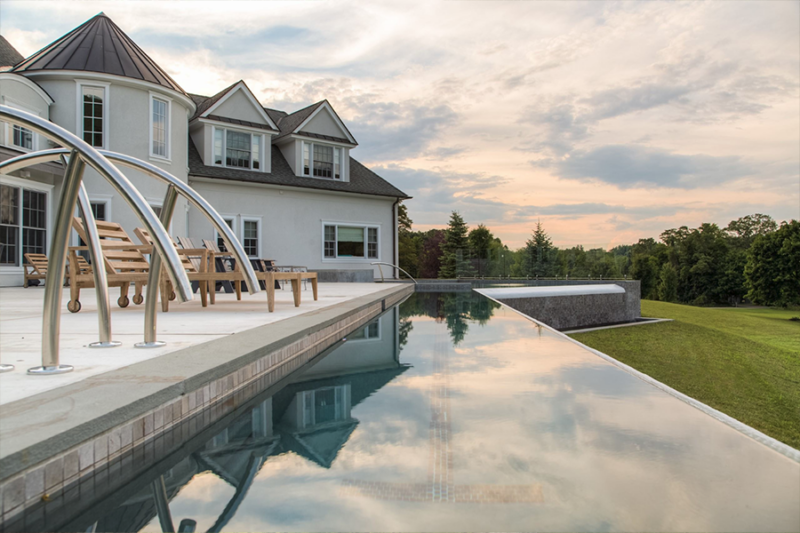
[{"left": 0, "top": 13, "right": 409, "bottom": 287}]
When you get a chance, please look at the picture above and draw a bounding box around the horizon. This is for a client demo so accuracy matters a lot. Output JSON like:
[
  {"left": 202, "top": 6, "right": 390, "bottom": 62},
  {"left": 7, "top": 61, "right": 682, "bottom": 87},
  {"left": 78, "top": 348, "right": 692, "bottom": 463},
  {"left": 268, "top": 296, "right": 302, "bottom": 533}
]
[{"left": 1, "top": 0, "right": 798, "bottom": 249}]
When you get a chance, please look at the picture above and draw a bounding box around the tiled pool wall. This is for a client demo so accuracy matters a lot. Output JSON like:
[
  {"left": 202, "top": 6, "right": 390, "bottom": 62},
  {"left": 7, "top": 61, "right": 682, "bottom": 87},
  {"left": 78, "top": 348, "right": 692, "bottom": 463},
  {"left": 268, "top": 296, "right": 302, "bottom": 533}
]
[{"left": 0, "top": 286, "right": 412, "bottom": 530}]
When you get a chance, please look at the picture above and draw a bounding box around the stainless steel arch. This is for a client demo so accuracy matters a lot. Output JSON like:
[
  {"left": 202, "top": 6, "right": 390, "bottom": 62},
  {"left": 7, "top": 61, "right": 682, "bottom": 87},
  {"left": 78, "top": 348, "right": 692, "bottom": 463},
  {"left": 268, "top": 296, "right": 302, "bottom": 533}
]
[
  {"left": 0, "top": 147, "right": 261, "bottom": 347},
  {"left": 0, "top": 105, "right": 192, "bottom": 373}
]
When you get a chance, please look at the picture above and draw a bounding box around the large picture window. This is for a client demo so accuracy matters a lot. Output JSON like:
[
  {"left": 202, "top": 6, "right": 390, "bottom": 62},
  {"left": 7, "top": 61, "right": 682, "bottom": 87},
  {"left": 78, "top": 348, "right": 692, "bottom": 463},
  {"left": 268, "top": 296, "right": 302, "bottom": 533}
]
[
  {"left": 213, "top": 127, "right": 262, "bottom": 171},
  {"left": 323, "top": 223, "right": 379, "bottom": 260},
  {"left": 1, "top": 183, "right": 47, "bottom": 267},
  {"left": 303, "top": 142, "right": 342, "bottom": 180}
]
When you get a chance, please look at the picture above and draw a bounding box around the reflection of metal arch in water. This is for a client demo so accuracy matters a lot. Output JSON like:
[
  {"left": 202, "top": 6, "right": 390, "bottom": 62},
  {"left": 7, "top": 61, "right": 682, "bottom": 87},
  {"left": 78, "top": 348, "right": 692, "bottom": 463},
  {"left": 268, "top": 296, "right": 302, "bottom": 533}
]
[
  {"left": 1, "top": 147, "right": 260, "bottom": 348},
  {"left": 0, "top": 105, "right": 257, "bottom": 372}
]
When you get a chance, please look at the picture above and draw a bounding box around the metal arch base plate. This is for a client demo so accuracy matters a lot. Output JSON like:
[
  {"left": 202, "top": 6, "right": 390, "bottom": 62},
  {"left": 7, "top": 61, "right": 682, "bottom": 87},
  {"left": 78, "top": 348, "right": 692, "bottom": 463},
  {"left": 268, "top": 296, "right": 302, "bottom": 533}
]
[
  {"left": 28, "top": 365, "right": 74, "bottom": 375},
  {"left": 135, "top": 341, "right": 167, "bottom": 349},
  {"left": 89, "top": 341, "right": 123, "bottom": 348},
  {"left": 0, "top": 364, "right": 15, "bottom": 373}
]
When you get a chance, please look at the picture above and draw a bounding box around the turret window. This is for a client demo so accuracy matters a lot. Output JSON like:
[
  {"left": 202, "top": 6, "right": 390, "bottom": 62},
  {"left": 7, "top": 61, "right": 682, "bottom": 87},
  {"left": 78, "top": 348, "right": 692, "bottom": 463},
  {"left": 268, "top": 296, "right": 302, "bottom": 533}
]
[{"left": 150, "top": 95, "right": 170, "bottom": 159}]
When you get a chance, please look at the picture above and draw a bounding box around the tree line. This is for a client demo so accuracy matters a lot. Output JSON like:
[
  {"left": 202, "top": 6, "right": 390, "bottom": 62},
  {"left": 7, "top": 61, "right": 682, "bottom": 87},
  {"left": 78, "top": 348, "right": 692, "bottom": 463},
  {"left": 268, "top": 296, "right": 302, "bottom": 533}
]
[{"left": 398, "top": 205, "right": 799, "bottom": 307}]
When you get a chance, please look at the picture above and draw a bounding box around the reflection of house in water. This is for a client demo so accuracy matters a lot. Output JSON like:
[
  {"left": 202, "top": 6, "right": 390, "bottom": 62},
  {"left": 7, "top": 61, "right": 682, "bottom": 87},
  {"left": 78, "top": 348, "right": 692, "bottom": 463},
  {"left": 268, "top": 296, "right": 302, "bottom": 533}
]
[{"left": 96, "top": 308, "right": 408, "bottom": 532}]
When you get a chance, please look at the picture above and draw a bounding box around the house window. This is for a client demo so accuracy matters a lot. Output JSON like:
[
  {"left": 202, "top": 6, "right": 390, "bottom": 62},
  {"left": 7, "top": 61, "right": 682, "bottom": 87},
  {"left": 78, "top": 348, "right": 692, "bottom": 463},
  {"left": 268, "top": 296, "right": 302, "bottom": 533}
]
[
  {"left": 368, "top": 227, "right": 378, "bottom": 259},
  {"left": 12, "top": 126, "right": 33, "bottom": 150},
  {"left": 81, "top": 85, "right": 105, "bottom": 147},
  {"left": 322, "top": 223, "right": 378, "bottom": 260},
  {"left": 213, "top": 127, "right": 263, "bottom": 171},
  {"left": 217, "top": 218, "right": 234, "bottom": 252},
  {"left": 303, "top": 143, "right": 342, "bottom": 180},
  {"left": 151, "top": 96, "right": 169, "bottom": 159},
  {"left": 243, "top": 219, "right": 259, "bottom": 258},
  {"left": 0, "top": 184, "right": 47, "bottom": 266},
  {"left": 91, "top": 201, "right": 106, "bottom": 222},
  {"left": 323, "top": 225, "right": 336, "bottom": 258},
  {"left": 348, "top": 320, "right": 381, "bottom": 341},
  {"left": 302, "top": 386, "right": 347, "bottom": 427}
]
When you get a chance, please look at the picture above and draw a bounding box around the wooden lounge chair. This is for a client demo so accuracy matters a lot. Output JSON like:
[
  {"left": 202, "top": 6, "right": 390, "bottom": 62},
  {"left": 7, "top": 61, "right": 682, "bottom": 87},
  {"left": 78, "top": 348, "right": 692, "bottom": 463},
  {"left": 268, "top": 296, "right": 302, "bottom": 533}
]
[
  {"left": 68, "top": 218, "right": 150, "bottom": 313},
  {"left": 199, "top": 238, "right": 319, "bottom": 312},
  {"left": 134, "top": 228, "right": 209, "bottom": 312},
  {"left": 23, "top": 252, "right": 91, "bottom": 288}
]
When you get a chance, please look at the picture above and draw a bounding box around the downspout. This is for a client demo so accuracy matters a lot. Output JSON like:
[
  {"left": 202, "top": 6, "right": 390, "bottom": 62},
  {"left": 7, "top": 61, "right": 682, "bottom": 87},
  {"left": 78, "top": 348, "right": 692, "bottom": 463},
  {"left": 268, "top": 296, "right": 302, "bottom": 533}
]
[{"left": 392, "top": 198, "right": 400, "bottom": 280}]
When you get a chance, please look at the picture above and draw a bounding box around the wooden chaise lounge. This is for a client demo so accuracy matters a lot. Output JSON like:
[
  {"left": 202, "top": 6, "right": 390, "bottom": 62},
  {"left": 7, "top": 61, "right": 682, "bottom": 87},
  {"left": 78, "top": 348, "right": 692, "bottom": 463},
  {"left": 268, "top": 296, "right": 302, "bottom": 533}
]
[
  {"left": 67, "top": 218, "right": 151, "bottom": 313},
  {"left": 23, "top": 252, "right": 92, "bottom": 288}
]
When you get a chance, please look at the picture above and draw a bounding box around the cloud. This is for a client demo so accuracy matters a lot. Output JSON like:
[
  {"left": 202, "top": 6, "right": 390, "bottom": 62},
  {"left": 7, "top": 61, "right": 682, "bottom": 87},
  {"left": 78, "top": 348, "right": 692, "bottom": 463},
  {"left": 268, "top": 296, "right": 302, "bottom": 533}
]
[{"left": 541, "top": 145, "right": 753, "bottom": 189}]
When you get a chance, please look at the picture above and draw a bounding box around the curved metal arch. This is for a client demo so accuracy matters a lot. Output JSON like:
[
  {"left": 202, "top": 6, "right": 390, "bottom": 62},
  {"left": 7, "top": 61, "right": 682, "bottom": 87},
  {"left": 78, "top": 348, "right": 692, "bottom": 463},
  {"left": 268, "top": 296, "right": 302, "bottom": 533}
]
[
  {"left": 0, "top": 148, "right": 260, "bottom": 295},
  {"left": 0, "top": 106, "right": 192, "bottom": 303}
]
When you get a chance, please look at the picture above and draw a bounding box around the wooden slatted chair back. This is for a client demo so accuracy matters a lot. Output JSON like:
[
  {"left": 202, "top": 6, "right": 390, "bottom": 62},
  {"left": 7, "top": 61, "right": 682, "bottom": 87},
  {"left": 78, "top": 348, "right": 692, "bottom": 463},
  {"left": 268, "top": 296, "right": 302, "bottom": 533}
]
[
  {"left": 202, "top": 239, "right": 233, "bottom": 273},
  {"left": 72, "top": 218, "right": 150, "bottom": 274},
  {"left": 134, "top": 228, "right": 197, "bottom": 273},
  {"left": 23, "top": 253, "right": 49, "bottom": 275},
  {"left": 176, "top": 236, "right": 204, "bottom": 272}
]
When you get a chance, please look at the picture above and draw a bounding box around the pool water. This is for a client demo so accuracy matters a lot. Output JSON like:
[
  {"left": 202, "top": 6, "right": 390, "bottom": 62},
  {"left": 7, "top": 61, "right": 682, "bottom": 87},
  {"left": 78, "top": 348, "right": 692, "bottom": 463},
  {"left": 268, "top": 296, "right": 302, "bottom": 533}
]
[{"left": 90, "top": 292, "right": 799, "bottom": 532}]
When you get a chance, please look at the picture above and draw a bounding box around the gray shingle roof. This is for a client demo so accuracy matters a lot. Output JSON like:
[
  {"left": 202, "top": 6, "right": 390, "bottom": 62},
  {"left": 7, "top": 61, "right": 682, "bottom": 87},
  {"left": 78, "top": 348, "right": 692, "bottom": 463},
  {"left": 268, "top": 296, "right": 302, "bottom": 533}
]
[
  {"left": 188, "top": 81, "right": 239, "bottom": 121},
  {"left": 272, "top": 100, "right": 357, "bottom": 145},
  {"left": 12, "top": 13, "right": 186, "bottom": 94},
  {"left": 0, "top": 36, "right": 24, "bottom": 68},
  {"left": 188, "top": 137, "right": 409, "bottom": 199}
]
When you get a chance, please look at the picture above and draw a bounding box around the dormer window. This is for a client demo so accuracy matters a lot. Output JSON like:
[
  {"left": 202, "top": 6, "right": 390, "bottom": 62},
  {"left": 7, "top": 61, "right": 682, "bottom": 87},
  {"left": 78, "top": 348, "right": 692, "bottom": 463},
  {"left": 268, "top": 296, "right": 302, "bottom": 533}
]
[
  {"left": 303, "top": 142, "right": 342, "bottom": 180},
  {"left": 212, "top": 126, "right": 263, "bottom": 171}
]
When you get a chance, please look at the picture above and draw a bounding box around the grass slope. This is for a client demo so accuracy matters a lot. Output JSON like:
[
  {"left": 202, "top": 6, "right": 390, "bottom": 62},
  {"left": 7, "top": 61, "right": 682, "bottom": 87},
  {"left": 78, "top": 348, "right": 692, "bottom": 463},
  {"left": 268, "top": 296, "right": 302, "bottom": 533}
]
[{"left": 569, "top": 301, "right": 800, "bottom": 449}]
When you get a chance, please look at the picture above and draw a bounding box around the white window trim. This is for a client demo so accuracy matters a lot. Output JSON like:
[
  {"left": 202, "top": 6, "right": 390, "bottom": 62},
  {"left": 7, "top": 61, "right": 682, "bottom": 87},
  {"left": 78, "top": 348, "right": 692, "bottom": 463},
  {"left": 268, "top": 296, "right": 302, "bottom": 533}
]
[
  {"left": 71, "top": 194, "right": 113, "bottom": 246},
  {"left": 0, "top": 175, "right": 53, "bottom": 271},
  {"left": 211, "top": 126, "right": 265, "bottom": 173},
  {"left": 346, "top": 317, "right": 382, "bottom": 343},
  {"left": 149, "top": 92, "right": 172, "bottom": 162},
  {"left": 321, "top": 221, "right": 380, "bottom": 262},
  {"left": 241, "top": 216, "right": 262, "bottom": 259},
  {"left": 213, "top": 215, "right": 237, "bottom": 251},
  {"left": 75, "top": 79, "right": 110, "bottom": 150},
  {"left": 1, "top": 97, "right": 40, "bottom": 152},
  {"left": 301, "top": 141, "right": 344, "bottom": 181}
]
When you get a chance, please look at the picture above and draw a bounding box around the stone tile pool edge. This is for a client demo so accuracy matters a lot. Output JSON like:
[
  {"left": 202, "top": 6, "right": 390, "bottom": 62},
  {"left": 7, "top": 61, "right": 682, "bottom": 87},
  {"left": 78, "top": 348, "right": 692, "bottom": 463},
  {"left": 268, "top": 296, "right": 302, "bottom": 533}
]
[
  {"left": 0, "top": 284, "right": 413, "bottom": 525},
  {"left": 474, "top": 288, "right": 800, "bottom": 465}
]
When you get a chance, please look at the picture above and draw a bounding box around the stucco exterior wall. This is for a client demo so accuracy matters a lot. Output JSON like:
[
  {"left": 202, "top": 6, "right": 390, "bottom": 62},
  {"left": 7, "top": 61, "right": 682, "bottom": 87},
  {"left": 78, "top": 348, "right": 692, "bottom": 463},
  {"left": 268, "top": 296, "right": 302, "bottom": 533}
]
[
  {"left": 300, "top": 307, "right": 399, "bottom": 379},
  {"left": 301, "top": 111, "right": 344, "bottom": 138},
  {"left": 0, "top": 75, "right": 51, "bottom": 150},
  {"left": 212, "top": 91, "right": 268, "bottom": 125},
  {"left": 33, "top": 75, "right": 193, "bottom": 238},
  {"left": 278, "top": 140, "right": 297, "bottom": 175},
  {"left": 187, "top": 178, "right": 397, "bottom": 277}
]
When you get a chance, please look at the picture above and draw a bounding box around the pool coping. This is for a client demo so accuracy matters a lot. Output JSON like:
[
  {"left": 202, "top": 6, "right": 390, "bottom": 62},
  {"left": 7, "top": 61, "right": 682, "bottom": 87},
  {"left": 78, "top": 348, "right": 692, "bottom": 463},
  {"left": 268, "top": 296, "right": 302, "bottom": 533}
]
[
  {"left": 474, "top": 289, "right": 800, "bottom": 464},
  {"left": 0, "top": 283, "right": 413, "bottom": 521}
]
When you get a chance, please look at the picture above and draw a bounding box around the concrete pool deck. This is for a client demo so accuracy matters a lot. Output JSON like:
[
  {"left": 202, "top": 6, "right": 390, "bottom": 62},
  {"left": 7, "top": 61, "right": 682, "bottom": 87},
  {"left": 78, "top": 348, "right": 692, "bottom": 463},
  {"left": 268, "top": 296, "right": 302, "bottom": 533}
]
[
  {"left": 0, "top": 282, "right": 413, "bottom": 511},
  {"left": 0, "top": 283, "right": 400, "bottom": 405}
]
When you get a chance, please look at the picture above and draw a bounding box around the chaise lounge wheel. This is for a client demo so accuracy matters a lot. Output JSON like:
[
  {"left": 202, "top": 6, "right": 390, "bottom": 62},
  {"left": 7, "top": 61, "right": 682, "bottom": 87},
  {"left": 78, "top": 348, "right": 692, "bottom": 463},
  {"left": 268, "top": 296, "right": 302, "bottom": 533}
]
[
  {"left": 67, "top": 300, "right": 81, "bottom": 313},
  {"left": 133, "top": 294, "right": 144, "bottom": 305},
  {"left": 118, "top": 295, "right": 130, "bottom": 308},
  {"left": 169, "top": 291, "right": 176, "bottom": 301}
]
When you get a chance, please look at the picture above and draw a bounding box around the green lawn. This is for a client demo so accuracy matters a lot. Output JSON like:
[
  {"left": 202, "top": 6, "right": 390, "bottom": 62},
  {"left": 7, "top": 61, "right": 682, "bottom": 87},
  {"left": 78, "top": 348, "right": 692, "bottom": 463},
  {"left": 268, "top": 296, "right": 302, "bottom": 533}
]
[{"left": 569, "top": 301, "right": 800, "bottom": 449}]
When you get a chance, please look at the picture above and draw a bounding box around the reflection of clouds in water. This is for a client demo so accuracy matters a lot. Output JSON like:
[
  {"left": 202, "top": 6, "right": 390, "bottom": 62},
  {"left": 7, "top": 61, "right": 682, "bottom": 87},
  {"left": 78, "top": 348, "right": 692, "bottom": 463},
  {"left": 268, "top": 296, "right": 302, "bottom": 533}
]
[{"left": 127, "top": 293, "right": 799, "bottom": 533}]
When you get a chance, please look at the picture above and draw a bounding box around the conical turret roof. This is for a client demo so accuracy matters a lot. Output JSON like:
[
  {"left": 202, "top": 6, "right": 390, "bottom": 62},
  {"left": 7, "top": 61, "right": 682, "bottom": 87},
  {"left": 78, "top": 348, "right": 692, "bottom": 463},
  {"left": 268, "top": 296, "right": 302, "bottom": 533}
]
[{"left": 12, "top": 13, "right": 186, "bottom": 94}]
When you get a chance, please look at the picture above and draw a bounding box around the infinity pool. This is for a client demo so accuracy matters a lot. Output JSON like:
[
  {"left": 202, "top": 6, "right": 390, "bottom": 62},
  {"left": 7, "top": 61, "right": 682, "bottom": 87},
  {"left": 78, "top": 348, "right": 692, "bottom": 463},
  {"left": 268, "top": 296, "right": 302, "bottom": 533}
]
[{"left": 76, "top": 293, "right": 800, "bottom": 532}]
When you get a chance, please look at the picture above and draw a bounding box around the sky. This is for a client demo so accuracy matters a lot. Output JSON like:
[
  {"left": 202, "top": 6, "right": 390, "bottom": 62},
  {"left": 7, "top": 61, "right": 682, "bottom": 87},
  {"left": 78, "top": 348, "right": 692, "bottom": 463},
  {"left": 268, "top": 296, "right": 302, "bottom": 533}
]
[{"left": 1, "top": 0, "right": 798, "bottom": 249}]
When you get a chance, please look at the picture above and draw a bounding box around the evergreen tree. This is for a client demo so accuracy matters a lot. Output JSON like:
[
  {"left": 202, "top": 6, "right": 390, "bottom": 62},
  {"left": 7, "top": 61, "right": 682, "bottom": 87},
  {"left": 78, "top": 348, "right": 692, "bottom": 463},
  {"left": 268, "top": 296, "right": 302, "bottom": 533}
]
[
  {"left": 439, "top": 212, "right": 475, "bottom": 278},
  {"left": 468, "top": 224, "right": 493, "bottom": 276},
  {"left": 522, "top": 222, "right": 557, "bottom": 277}
]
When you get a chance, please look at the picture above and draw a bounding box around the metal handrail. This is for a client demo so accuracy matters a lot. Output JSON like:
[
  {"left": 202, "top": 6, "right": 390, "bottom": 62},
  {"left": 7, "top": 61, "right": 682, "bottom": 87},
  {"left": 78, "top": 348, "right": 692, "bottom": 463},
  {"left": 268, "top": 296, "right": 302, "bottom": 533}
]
[
  {"left": 0, "top": 145, "right": 260, "bottom": 349},
  {"left": 0, "top": 105, "right": 191, "bottom": 373},
  {"left": 370, "top": 262, "right": 417, "bottom": 284}
]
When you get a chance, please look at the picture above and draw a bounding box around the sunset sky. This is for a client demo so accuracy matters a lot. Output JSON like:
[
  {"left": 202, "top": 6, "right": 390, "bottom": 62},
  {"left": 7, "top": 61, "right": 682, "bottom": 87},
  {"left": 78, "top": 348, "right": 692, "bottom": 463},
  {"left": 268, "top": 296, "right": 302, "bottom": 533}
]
[{"left": 2, "top": 0, "right": 798, "bottom": 249}]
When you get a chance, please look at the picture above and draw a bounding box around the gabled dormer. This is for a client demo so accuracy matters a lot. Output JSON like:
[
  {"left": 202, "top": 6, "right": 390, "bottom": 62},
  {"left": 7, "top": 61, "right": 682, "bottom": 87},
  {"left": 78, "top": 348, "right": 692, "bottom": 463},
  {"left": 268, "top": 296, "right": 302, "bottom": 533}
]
[
  {"left": 272, "top": 100, "right": 357, "bottom": 182},
  {"left": 189, "top": 80, "right": 279, "bottom": 173}
]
